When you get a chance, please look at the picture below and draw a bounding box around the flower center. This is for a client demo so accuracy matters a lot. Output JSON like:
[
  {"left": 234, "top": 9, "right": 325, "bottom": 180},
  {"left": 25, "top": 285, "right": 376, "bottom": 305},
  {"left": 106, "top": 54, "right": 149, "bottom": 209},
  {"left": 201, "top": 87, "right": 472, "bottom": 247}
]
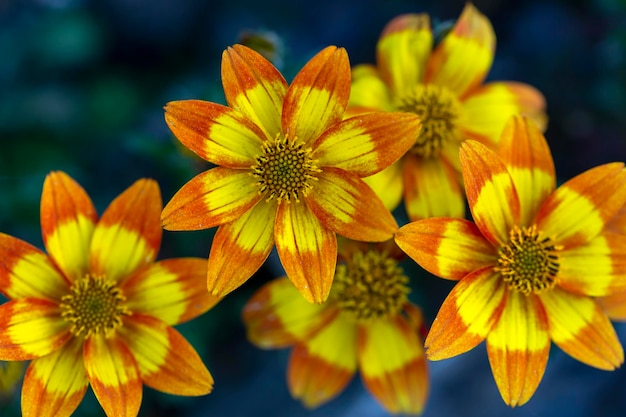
[
  {"left": 333, "top": 250, "right": 410, "bottom": 320},
  {"left": 495, "top": 225, "right": 560, "bottom": 295},
  {"left": 60, "top": 275, "right": 129, "bottom": 338},
  {"left": 252, "top": 134, "right": 320, "bottom": 202},
  {"left": 395, "top": 84, "right": 461, "bottom": 158}
]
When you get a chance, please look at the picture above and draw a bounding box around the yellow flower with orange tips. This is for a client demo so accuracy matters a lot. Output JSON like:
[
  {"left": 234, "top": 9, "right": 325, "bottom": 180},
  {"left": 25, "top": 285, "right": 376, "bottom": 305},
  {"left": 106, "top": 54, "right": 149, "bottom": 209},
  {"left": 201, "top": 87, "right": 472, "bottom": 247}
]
[
  {"left": 243, "top": 238, "right": 428, "bottom": 415},
  {"left": 0, "top": 172, "right": 218, "bottom": 417},
  {"left": 161, "top": 44, "right": 421, "bottom": 304},
  {"left": 349, "top": 3, "right": 546, "bottom": 219},
  {"left": 394, "top": 115, "right": 626, "bottom": 407}
]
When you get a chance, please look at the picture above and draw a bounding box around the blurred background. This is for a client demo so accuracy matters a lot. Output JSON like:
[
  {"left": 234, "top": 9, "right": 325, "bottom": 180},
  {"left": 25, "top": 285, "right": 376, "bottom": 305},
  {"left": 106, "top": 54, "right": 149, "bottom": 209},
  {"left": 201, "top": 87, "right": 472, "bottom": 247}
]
[{"left": 1, "top": 0, "right": 626, "bottom": 416}]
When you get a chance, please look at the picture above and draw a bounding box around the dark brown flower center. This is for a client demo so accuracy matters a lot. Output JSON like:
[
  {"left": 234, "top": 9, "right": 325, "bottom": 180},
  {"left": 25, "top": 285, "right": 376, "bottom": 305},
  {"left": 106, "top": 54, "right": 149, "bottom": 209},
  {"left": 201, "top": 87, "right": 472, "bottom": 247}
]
[
  {"left": 252, "top": 134, "right": 320, "bottom": 202},
  {"left": 60, "top": 275, "right": 129, "bottom": 338},
  {"left": 495, "top": 225, "right": 560, "bottom": 295},
  {"left": 395, "top": 84, "right": 461, "bottom": 158},
  {"left": 333, "top": 250, "right": 410, "bottom": 320}
]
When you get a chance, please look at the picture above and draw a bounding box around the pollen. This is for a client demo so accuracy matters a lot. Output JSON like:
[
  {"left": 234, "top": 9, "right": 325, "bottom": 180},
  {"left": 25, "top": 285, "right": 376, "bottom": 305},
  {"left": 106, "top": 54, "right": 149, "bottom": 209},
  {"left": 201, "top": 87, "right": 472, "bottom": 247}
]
[
  {"left": 395, "top": 84, "right": 461, "bottom": 158},
  {"left": 495, "top": 225, "right": 560, "bottom": 295},
  {"left": 333, "top": 250, "right": 410, "bottom": 321},
  {"left": 60, "top": 275, "right": 129, "bottom": 338},
  {"left": 252, "top": 134, "right": 320, "bottom": 202}
]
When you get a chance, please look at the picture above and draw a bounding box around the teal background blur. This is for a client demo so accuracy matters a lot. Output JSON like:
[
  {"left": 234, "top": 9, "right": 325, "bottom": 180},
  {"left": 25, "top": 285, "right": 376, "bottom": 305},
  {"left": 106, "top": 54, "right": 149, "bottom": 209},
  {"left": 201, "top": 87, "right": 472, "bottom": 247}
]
[{"left": 1, "top": 0, "right": 626, "bottom": 416}]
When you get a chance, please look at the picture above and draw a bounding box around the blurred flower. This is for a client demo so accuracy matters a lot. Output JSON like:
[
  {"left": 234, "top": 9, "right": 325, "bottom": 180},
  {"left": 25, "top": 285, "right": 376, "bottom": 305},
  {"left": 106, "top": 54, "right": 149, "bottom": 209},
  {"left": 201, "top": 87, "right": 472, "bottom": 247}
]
[
  {"left": 161, "top": 44, "right": 420, "bottom": 303},
  {"left": 348, "top": 3, "right": 546, "bottom": 220},
  {"left": 0, "top": 171, "right": 218, "bottom": 417},
  {"left": 0, "top": 361, "right": 24, "bottom": 403},
  {"left": 598, "top": 206, "right": 626, "bottom": 320},
  {"left": 395, "top": 116, "right": 626, "bottom": 407},
  {"left": 243, "top": 239, "right": 428, "bottom": 415}
]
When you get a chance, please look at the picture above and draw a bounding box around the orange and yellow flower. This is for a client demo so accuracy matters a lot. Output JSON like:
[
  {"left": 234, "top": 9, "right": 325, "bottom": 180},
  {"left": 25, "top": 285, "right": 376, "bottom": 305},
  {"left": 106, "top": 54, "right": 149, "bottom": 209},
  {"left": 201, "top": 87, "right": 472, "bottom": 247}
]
[
  {"left": 243, "top": 239, "right": 428, "bottom": 415},
  {"left": 161, "top": 44, "right": 421, "bottom": 304},
  {"left": 598, "top": 206, "right": 626, "bottom": 320},
  {"left": 348, "top": 3, "right": 546, "bottom": 219},
  {"left": 0, "top": 171, "right": 217, "bottom": 417},
  {"left": 395, "top": 115, "right": 626, "bottom": 406}
]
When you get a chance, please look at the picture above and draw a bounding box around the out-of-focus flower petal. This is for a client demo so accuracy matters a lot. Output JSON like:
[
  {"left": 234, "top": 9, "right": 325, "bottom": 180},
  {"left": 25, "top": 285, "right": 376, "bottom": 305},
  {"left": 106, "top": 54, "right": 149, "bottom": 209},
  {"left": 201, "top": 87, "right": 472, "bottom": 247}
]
[{"left": 348, "top": 64, "right": 393, "bottom": 111}]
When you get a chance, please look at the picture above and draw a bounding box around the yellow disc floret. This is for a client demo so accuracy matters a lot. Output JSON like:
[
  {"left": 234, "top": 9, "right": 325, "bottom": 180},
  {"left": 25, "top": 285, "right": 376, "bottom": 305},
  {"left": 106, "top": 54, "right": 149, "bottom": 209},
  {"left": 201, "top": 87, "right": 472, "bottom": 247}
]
[
  {"left": 60, "top": 275, "right": 129, "bottom": 338},
  {"left": 395, "top": 84, "right": 461, "bottom": 158},
  {"left": 333, "top": 250, "right": 410, "bottom": 320},
  {"left": 495, "top": 225, "right": 560, "bottom": 295},
  {"left": 252, "top": 134, "right": 320, "bottom": 202}
]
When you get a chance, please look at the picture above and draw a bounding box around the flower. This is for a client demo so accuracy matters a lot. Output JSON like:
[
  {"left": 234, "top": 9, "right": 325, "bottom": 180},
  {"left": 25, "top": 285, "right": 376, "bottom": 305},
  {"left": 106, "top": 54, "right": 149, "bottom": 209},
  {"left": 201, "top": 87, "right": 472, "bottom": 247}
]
[
  {"left": 348, "top": 3, "right": 546, "bottom": 220},
  {"left": 394, "top": 115, "right": 626, "bottom": 406},
  {"left": 161, "top": 44, "right": 421, "bottom": 303},
  {"left": 598, "top": 206, "right": 626, "bottom": 320},
  {"left": 242, "top": 238, "right": 428, "bottom": 415},
  {"left": 0, "top": 171, "right": 218, "bottom": 417}
]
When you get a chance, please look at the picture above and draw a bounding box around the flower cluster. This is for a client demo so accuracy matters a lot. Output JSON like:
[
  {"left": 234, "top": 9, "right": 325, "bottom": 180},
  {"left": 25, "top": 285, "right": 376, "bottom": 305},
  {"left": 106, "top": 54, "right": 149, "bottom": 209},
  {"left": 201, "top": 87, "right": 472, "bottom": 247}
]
[{"left": 1, "top": 2, "right": 624, "bottom": 417}]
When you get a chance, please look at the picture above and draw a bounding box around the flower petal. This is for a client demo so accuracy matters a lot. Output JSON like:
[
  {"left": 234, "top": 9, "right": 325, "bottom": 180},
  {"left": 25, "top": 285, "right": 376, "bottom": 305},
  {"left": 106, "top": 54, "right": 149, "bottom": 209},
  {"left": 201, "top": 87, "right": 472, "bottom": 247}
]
[
  {"left": 123, "top": 258, "right": 220, "bottom": 325},
  {"left": 41, "top": 171, "right": 97, "bottom": 282},
  {"left": 460, "top": 82, "right": 547, "bottom": 145},
  {"left": 460, "top": 140, "right": 520, "bottom": 245},
  {"left": 89, "top": 179, "right": 162, "bottom": 284},
  {"left": 357, "top": 314, "right": 428, "bottom": 415},
  {"left": 21, "top": 337, "right": 88, "bottom": 417},
  {"left": 161, "top": 167, "right": 262, "bottom": 231},
  {"left": 242, "top": 277, "right": 337, "bottom": 348},
  {"left": 539, "top": 288, "right": 624, "bottom": 370},
  {"left": 306, "top": 168, "right": 398, "bottom": 241},
  {"left": 537, "top": 163, "right": 626, "bottom": 249},
  {"left": 395, "top": 218, "right": 496, "bottom": 281},
  {"left": 348, "top": 64, "right": 393, "bottom": 111},
  {"left": 425, "top": 3, "right": 495, "bottom": 97},
  {"left": 0, "top": 298, "right": 71, "bottom": 360},
  {"left": 119, "top": 315, "right": 213, "bottom": 396},
  {"left": 403, "top": 154, "right": 465, "bottom": 220},
  {"left": 496, "top": 115, "right": 555, "bottom": 225},
  {"left": 425, "top": 267, "right": 506, "bottom": 360},
  {"left": 598, "top": 290, "right": 626, "bottom": 321},
  {"left": 486, "top": 292, "right": 550, "bottom": 407},
  {"left": 311, "top": 112, "right": 420, "bottom": 177},
  {"left": 84, "top": 335, "right": 142, "bottom": 417},
  {"left": 207, "top": 200, "right": 276, "bottom": 298},
  {"left": 282, "top": 46, "right": 350, "bottom": 146},
  {"left": 221, "top": 44, "right": 287, "bottom": 138},
  {"left": 362, "top": 162, "right": 404, "bottom": 212},
  {"left": 164, "top": 100, "right": 264, "bottom": 168},
  {"left": 287, "top": 314, "right": 356, "bottom": 408},
  {"left": 377, "top": 13, "right": 432, "bottom": 94},
  {"left": 557, "top": 231, "right": 626, "bottom": 296},
  {"left": 0, "top": 233, "right": 68, "bottom": 301},
  {"left": 275, "top": 202, "right": 337, "bottom": 304}
]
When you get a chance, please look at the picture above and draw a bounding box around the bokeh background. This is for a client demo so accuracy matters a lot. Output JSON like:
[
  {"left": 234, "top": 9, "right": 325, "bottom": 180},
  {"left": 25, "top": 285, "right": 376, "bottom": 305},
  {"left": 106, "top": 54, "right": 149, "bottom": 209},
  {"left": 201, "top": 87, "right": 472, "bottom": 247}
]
[{"left": 1, "top": 0, "right": 626, "bottom": 416}]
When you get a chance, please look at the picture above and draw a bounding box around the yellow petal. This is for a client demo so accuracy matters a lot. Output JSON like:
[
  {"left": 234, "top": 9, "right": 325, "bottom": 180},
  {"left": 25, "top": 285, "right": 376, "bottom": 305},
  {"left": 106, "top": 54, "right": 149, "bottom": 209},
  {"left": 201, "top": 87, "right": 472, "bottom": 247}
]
[
  {"left": 486, "top": 292, "right": 550, "bottom": 407},
  {"left": 21, "top": 337, "right": 88, "bottom": 417},
  {"left": 242, "top": 277, "right": 335, "bottom": 348},
  {"left": 425, "top": 3, "right": 495, "bottom": 97},
  {"left": 348, "top": 64, "right": 393, "bottom": 111},
  {"left": 90, "top": 179, "right": 162, "bottom": 284},
  {"left": 287, "top": 314, "right": 356, "bottom": 408},
  {"left": 357, "top": 314, "right": 428, "bottom": 414},
  {"left": 403, "top": 154, "right": 465, "bottom": 220},
  {"left": 84, "top": 335, "right": 142, "bottom": 417},
  {"left": 395, "top": 218, "right": 496, "bottom": 280},
  {"left": 283, "top": 46, "right": 350, "bottom": 146},
  {"left": 425, "top": 267, "right": 506, "bottom": 360},
  {"left": 119, "top": 315, "right": 213, "bottom": 396},
  {"left": 275, "top": 202, "right": 337, "bottom": 303},
  {"left": 123, "top": 258, "right": 220, "bottom": 325},
  {"left": 362, "top": 162, "right": 404, "bottom": 213},
  {"left": 207, "top": 200, "right": 276, "bottom": 298},
  {"left": 540, "top": 287, "right": 624, "bottom": 370},
  {"left": 222, "top": 44, "right": 287, "bottom": 138},
  {"left": 161, "top": 167, "right": 262, "bottom": 231},
  {"left": 41, "top": 171, "right": 97, "bottom": 282},
  {"left": 0, "top": 233, "right": 68, "bottom": 301}
]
